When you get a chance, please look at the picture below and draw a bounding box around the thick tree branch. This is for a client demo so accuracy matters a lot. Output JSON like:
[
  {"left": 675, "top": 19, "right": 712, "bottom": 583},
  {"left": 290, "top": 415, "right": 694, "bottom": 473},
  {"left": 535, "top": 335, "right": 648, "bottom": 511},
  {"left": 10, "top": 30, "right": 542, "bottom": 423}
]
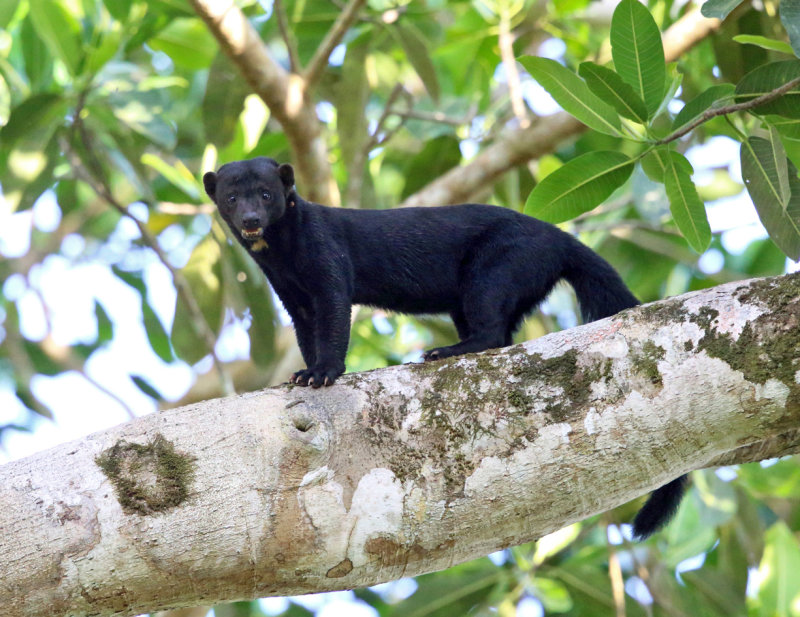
[
  {"left": 2, "top": 273, "right": 800, "bottom": 617},
  {"left": 400, "top": 7, "right": 721, "bottom": 208},
  {"left": 189, "top": 0, "right": 338, "bottom": 205}
]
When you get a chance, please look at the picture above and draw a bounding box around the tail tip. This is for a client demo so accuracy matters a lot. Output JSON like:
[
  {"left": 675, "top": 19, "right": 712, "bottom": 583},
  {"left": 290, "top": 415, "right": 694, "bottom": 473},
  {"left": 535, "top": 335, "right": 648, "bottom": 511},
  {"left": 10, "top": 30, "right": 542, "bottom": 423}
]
[{"left": 631, "top": 474, "right": 690, "bottom": 541}]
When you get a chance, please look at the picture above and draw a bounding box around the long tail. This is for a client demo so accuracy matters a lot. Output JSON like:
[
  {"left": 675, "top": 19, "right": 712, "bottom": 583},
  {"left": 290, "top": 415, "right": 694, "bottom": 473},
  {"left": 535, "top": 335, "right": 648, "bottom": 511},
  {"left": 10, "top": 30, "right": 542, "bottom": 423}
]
[
  {"left": 562, "top": 240, "right": 640, "bottom": 321},
  {"left": 632, "top": 475, "right": 689, "bottom": 539},
  {"left": 561, "top": 240, "right": 688, "bottom": 539}
]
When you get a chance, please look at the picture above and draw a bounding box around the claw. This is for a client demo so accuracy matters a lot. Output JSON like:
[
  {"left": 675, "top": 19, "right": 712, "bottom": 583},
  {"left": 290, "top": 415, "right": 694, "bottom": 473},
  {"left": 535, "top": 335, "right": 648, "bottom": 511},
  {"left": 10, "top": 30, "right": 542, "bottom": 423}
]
[{"left": 323, "top": 376, "right": 331, "bottom": 386}]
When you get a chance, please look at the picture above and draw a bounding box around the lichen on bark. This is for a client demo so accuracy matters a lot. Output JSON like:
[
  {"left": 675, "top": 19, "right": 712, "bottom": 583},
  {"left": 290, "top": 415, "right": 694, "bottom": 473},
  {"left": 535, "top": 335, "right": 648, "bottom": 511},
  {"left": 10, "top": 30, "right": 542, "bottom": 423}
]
[{"left": 95, "top": 434, "right": 196, "bottom": 515}]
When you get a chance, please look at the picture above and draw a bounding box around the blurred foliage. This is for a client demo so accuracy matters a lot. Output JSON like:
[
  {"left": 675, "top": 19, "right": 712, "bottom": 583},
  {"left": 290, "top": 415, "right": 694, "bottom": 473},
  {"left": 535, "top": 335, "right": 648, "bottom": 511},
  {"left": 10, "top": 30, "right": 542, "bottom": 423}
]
[{"left": 1, "top": 0, "right": 799, "bottom": 615}]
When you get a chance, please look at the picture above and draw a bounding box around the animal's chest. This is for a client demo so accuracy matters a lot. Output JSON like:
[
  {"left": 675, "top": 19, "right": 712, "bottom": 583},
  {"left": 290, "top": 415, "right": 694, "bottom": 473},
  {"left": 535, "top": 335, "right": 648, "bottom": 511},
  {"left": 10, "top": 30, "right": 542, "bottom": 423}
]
[{"left": 250, "top": 248, "right": 316, "bottom": 302}]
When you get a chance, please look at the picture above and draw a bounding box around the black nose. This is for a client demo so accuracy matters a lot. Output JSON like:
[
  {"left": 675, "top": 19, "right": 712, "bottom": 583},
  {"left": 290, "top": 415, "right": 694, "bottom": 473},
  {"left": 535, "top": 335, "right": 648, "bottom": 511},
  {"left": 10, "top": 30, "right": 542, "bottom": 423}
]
[{"left": 242, "top": 215, "right": 260, "bottom": 229}]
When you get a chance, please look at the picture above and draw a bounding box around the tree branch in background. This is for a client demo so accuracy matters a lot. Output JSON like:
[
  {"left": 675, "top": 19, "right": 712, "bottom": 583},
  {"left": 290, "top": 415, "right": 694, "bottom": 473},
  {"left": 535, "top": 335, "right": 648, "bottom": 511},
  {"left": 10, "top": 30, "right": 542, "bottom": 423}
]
[
  {"left": 274, "top": 0, "right": 301, "bottom": 74},
  {"left": 400, "top": 7, "right": 722, "bottom": 208},
  {"left": 2, "top": 273, "right": 799, "bottom": 616},
  {"left": 498, "top": 9, "right": 530, "bottom": 129},
  {"left": 303, "top": 0, "right": 367, "bottom": 89},
  {"left": 189, "top": 0, "right": 339, "bottom": 205}
]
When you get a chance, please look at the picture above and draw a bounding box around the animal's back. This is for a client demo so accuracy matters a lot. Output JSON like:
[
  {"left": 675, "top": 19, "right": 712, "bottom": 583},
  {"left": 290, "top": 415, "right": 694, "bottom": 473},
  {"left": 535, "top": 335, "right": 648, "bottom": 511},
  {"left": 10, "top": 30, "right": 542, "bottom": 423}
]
[{"left": 316, "top": 204, "right": 564, "bottom": 312}]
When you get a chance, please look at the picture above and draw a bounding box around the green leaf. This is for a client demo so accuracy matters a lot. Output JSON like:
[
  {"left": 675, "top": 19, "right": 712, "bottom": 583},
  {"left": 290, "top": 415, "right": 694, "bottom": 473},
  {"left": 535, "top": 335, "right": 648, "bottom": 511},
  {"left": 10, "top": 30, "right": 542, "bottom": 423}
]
[
  {"left": 750, "top": 522, "right": 800, "bottom": 617},
  {"left": 0, "top": 94, "right": 67, "bottom": 212},
  {"left": 226, "top": 243, "right": 277, "bottom": 368},
  {"left": 733, "top": 34, "right": 795, "bottom": 55},
  {"left": 202, "top": 53, "right": 251, "bottom": 149},
  {"left": 102, "top": 0, "right": 133, "bottom": 21},
  {"left": 0, "top": 93, "right": 65, "bottom": 148},
  {"left": 142, "top": 301, "right": 174, "bottom": 363},
  {"left": 171, "top": 236, "right": 224, "bottom": 365},
  {"left": 531, "top": 577, "right": 573, "bottom": 613},
  {"left": 21, "top": 17, "right": 53, "bottom": 91},
  {"left": 148, "top": 18, "right": 218, "bottom": 70},
  {"left": 27, "top": 0, "right": 83, "bottom": 76},
  {"left": 0, "top": 0, "right": 19, "bottom": 29},
  {"left": 578, "top": 61, "right": 648, "bottom": 123},
  {"left": 15, "top": 383, "right": 52, "bottom": 419},
  {"left": 735, "top": 60, "right": 800, "bottom": 119},
  {"left": 767, "top": 126, "right": 791, "bottom": 204},
  {"left": 780, "top": 0, "right": 800, "bottom": 58},
  {"left": 130, "top": 375, "right": 165, "bottom": 402},
  {"left": 141, "top": 154, "right": 201, "bottom": 200},
  {"left": 518, "top": 57, "right": 622, "bottom": 137},
  {"left": 393, "top": 23, "right": 440, "bottom": 101},
  {"left": 741, "top": 136, "right": 800, "bottom": 260},
  {"left": 640, "top": 145, "right": 692, "bottom": 183},
  {"left": 85, "top": 24, "right": 123, "bottom": 74},
  {"left": 94, "top": 301, "right": 114, "bottom": 345},
  {"left": 672, "top": 84, "right": 736, "bottom": 133},
  {"left": 782, "top": 134, "right": 800, "bottom": 171},
  {"left": 610, "top": 0, "right": 666, "bottom": 117},
  {"left": 524, "top": 151, "right": 634, "bottom": 223},
  {"left": 664, "top": 152, "right": 711, "bottom": 253},
  {"left": 389, "top": 560, "right": 506, "bottom": 617},
  {"left": 337, "top": 33, "right": 371, "bottom": 171},
  {"left": 112, "top": 266, "right": 147, "bottom": 295},
  {"left": 701, "top": 0, "right": 746, "bottom": 20},
  {"left": 111, "top": 267, "right": 175, "bottom": 361},
  {"left": 653, "top": 61, "right": 682, "bottom": 119},
  {"left": 767, "top": 115, "right": 800, "bottom": 139},
  {"left": 402, "top": 135, "right": 462, "bottom": 200}
]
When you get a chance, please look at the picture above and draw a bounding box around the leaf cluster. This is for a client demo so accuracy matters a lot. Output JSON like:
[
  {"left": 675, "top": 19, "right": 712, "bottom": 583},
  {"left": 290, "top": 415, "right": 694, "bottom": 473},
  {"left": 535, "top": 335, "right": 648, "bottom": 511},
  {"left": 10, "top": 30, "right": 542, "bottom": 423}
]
[{"left": 522, "top": 0, "right": 800, "bottom": 258}]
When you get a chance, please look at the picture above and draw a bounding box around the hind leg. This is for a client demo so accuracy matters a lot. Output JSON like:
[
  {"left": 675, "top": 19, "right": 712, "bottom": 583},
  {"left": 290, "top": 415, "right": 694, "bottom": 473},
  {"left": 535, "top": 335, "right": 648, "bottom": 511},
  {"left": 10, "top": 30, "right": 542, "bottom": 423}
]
[
  {"left": 424, "top": 281, "right": 511, "bottom": 361},
  {"left": 424, "top": 246, "right": 560, "bottom": 361},
  {"left": 451, "top": 308, "right": 470, "bottom": 340}
]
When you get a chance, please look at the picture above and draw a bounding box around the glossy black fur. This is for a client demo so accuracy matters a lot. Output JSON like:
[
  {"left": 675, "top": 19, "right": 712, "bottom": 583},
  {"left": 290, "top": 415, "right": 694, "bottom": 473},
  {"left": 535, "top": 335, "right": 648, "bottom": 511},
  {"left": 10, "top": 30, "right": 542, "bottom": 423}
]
[{"left": 204, "top": 156, "right": 686, "bottom": 537}]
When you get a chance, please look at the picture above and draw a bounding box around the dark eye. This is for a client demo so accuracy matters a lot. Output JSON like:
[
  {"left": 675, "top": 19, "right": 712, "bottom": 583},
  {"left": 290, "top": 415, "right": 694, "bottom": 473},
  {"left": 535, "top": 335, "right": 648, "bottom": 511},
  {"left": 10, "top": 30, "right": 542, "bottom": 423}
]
[
  {"left": 227, "top": 195, "right": 236, "bottom": 204},
  {"left": 262, "top": 191, "right": 271, "bottom": 200}
]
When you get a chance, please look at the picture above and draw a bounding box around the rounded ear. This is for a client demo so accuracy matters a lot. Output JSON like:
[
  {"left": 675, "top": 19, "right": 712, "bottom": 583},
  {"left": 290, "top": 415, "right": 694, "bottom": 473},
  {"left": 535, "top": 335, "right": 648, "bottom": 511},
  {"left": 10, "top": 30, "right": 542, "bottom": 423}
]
[
  {"left": 278, "top": 163, "right": 295, "bottom": 192},
  {"left": 203, "top": 172, "right": 218, "bottom": 200}
]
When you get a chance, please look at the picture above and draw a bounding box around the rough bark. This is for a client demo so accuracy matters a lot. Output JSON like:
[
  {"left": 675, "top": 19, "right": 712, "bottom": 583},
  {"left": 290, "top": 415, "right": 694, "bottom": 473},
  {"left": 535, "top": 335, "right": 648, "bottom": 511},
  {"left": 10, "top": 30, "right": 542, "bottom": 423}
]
[{"left": 2, "top": 273, "right": 799, "bottom": 617}]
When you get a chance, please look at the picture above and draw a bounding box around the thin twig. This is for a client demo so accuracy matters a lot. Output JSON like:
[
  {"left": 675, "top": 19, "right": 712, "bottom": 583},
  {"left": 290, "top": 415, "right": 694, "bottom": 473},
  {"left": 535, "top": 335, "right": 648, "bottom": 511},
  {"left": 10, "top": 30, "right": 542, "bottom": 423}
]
[
  {"left": 364, "top": 84, "right": 409, "bottom": 154},
  {"left": 274, "top": 0, "right": 301, "bottom": 74},
  {"left": 388, "top": 105, "right": 477, "bottom": 128},
  {"left": 302, "top": 0, "right": 367, "bottom": 89},
  {"left": 656, "top": 75, "right": 800, "bottom": 145}
]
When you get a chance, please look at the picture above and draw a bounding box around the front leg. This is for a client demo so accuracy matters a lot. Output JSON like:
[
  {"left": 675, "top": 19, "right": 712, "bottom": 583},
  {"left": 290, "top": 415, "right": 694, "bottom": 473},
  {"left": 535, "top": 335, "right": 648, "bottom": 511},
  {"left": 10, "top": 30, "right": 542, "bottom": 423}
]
[
  {"left": 285, "top": 304, "right": 318, "bottom": 384},
  {"left": 293, "top": 290, "right": 351, "bottom": 388},
  {"left": 268, "top": 285, "right": 317, "bottom": 383}
]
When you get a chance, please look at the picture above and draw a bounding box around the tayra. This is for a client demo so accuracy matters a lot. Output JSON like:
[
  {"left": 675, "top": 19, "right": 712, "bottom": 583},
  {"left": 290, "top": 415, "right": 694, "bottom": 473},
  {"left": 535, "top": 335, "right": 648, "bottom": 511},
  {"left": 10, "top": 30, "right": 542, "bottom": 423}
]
[{"left": 203, "top": 156, "right": 687, "bottom": 539}]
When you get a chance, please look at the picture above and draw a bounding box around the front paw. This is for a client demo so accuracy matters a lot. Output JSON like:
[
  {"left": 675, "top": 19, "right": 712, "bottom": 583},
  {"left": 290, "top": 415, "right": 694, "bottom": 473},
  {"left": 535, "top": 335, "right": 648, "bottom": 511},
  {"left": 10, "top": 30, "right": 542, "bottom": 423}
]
[{"left": 289, "top": 365, "right": 344, "bottom": 388}]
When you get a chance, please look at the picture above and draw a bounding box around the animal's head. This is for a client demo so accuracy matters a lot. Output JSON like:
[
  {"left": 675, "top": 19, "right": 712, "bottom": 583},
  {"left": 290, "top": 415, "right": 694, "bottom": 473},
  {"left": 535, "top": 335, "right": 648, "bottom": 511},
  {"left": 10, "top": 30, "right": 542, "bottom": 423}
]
[{"left": 203, "top": 157, "right": 296, "bottom": 243}]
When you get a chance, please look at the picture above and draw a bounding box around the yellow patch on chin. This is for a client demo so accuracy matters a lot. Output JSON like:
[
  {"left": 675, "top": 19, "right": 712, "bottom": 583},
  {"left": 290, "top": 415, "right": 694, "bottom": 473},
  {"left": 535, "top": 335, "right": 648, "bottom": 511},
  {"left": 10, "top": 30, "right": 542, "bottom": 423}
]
[{"left": 250, "top": 238, "right": 269, "bottom": 252}]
